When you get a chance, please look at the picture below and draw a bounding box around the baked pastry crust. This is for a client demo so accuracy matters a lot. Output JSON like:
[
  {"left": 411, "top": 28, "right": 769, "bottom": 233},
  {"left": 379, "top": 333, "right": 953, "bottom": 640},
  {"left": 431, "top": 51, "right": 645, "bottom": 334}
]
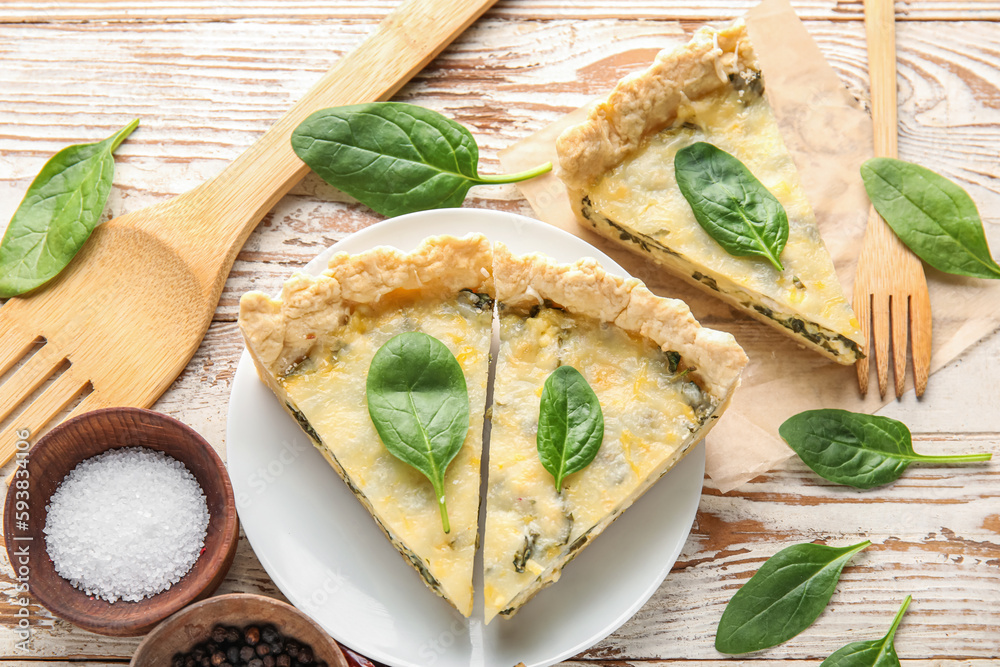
[
  {"left": 483, "top": 242, "right": 746, "bottom": 622},
  {"left": 557, "top": 21, "right": 757, "bottom": 192},
  {"left": 240, "top": 234, "right": 493, "bottom": 376},
  {"left": 239, "top": 234, "right": 493, "bottom": 617},
  {"left": 494, "top": 244, "right": 746, "bottom": 400},
  {"left": 554, "top": 20, "right": 864, "bottom": 364}
]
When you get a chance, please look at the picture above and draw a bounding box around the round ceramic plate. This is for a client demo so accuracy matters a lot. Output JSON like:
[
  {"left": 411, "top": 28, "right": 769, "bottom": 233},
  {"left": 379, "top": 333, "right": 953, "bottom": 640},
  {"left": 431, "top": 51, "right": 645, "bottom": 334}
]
[{"left": 227, "top": 209, "right": 704, "bottom": 667}]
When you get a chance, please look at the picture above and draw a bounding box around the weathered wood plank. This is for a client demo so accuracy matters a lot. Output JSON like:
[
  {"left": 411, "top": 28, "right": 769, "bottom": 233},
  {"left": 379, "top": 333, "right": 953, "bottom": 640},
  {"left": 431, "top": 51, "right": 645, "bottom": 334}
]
[
  {"left": 0, "top": 1, "right": 998, "bottom": 24},
  {"left": 0, "top": 527, "right": 286, "bottom": 659},
  {"left": 0, "top": 327, "right": 996, "bottom": 659},
  {"left": 0, "top": 663, "right": 127, "bottom": 666},
  {"left": 2, "top": 457, "right": 996, "bottom": 659},
  {"left": 23, "top": 664, "right": 996, "bottom": 667},
  {"left": 2, "top": 306, "right": 996, "bottom": 662},
  {"left": 0, "top": 4, "right": 998, "bottom": 664},
  {"left": 1, "top": 19, "right": 999, "bottom": 321}
]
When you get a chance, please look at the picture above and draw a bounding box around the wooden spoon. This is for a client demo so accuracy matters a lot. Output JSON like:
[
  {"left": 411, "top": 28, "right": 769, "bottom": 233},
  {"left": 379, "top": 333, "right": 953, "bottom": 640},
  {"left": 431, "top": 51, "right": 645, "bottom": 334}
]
[{"left": 0, "top": 0, "right": 498, "bottom": 465}]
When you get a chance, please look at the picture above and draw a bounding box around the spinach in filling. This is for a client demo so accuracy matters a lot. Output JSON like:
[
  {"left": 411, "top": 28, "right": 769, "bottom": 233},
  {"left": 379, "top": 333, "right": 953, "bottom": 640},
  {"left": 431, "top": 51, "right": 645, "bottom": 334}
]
[
  {"left": 580, "top": 198, "right": 863, "bottom": 360},
  {"left": 285, "top": 402, "right": 322, "bottom": 445}
]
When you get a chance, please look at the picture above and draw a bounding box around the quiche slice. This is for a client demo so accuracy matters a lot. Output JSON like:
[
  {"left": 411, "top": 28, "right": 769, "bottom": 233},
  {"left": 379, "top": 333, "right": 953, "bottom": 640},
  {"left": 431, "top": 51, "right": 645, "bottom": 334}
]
[
  {"left": 238, "top": 235, "right": 494, "bottom": 617},
  {"left": 482, "top": 243, "right": 747, "bottom": 623},
  {"left": 555, "top": 20, "right": 864, "bottom": 364}
]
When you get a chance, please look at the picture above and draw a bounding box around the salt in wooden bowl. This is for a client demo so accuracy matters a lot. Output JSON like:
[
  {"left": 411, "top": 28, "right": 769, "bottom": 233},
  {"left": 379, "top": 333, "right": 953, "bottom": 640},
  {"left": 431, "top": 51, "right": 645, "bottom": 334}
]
[{"left": 2, "top": 407, "right": 240, "bottom": 636}]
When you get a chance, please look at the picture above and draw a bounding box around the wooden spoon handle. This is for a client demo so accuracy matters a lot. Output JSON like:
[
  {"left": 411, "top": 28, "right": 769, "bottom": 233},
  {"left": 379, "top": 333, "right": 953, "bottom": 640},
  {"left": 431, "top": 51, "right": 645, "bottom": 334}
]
[
  {"left": 185, "top": 0, "right": 498, "bottom": 277},
  {"left": 864, "top": 0, "right": 898, "bottom": 158}
]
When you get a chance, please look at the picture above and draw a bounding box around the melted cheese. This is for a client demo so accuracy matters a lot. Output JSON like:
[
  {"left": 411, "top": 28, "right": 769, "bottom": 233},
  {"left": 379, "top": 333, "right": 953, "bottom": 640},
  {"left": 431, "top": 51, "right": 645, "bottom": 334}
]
[
  {"left": 582, "top": 82, "right": 863, "bottom": 362},
  {"left": 279, "top": 293, "right": 492, "bottom": 617},
  {"left": 483, "top": 307, "right": 715, "bottom": 623}
]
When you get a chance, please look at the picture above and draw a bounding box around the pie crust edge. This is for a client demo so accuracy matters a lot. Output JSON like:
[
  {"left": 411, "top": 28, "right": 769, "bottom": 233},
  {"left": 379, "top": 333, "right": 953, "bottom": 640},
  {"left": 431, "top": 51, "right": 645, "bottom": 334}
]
[
  {"left": 555, "top": 19, "right": 757, "bottom": 193},
  {"left": 494, "top": 242, "right": 748, "bottom": 400}
]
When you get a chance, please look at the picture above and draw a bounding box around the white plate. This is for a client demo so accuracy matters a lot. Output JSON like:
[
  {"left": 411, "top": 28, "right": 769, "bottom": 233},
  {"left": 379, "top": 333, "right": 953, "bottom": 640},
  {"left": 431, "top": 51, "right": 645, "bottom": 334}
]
[{"left": 227, "top": 209, "right": 704, "bottom": 667}]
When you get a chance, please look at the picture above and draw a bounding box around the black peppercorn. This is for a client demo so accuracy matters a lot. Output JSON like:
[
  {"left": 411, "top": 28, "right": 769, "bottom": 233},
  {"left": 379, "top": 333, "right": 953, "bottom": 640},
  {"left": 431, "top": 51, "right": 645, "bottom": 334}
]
[
  {"left": 211, "top": 625, "right": 229, "bottom": 644},
  {"left": 173, "top": 622, "right": 335, "bottom": 667}
]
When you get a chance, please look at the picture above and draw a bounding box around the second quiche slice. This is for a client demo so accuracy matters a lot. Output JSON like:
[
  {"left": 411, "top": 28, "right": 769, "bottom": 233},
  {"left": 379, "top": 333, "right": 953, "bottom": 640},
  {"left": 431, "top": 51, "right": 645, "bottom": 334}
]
[
  {"left": 483, "top": 243, "right": 747, "bottom": 623},
  {"left": 555, "top": 20, "right": 864, "bottom": 364},
  {"left": 238, "top": 235, "right": 493, "bottom": 617}
]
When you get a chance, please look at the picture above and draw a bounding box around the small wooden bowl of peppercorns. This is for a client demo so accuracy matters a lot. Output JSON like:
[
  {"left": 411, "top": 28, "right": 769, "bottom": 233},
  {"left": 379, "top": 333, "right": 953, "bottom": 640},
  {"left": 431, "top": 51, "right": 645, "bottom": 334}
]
[{"left": 130, "top": 593, "right": 349, "bottom": 667}]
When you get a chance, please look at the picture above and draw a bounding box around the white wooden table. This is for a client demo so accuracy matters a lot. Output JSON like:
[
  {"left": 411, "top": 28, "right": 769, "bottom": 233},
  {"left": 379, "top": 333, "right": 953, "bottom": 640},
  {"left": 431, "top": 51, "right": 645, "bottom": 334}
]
[{"left": 1, "top": 1, "right": 998, "bottom": 665}]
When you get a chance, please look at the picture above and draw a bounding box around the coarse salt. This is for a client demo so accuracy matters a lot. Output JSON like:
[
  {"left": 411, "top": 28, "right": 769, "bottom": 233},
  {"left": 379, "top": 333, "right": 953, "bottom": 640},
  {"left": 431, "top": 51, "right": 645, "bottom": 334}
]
[{"left": 43, "top": 446, "right": 210, "bottom": 603}]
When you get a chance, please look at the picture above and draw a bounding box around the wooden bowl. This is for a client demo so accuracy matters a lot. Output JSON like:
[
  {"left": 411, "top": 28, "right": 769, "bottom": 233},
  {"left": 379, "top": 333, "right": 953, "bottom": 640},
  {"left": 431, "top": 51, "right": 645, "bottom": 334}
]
[
  {"left": 2, "top": 407, "right": 239, "bottom": 636},
  {"left": 130, "top": 593, "right": 350, "bottom": 667}
]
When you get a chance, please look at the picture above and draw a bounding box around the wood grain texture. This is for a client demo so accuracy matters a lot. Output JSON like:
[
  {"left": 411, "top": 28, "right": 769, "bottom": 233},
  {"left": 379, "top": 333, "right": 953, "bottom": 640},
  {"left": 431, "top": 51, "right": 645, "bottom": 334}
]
[
  {"left": 0, "top": 1, "right": 998, "bottom": 665},
  {"left": 0, "top": 1, "right": 999, "bottom": 23},
  {"left": 0, "top": 0, "right": 505, "bottom": 468}
]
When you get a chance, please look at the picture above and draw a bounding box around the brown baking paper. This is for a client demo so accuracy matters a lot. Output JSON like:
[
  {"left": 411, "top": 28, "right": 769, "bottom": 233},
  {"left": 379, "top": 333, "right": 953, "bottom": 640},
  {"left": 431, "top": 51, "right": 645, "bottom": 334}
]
[{"left": 499, "top": 0, "right": 1000, "bottom": 492}]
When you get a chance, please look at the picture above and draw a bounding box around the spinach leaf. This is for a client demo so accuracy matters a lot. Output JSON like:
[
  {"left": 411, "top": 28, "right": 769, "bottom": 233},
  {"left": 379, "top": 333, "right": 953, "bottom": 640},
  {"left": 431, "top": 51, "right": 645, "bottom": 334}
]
[
  {"left": 536, "top": 365, "right": 604, "bottom": 493},
  {"left": 715, "top": 539, "right": 870, "bottom": 654},
  {"left": 779, "top": 409, "right": 991, "bottom": 489},
  {"left": 366, "top": 331, "right": 470, "bottom": 533},
  {"left": 674, "top": 141, "right": 789, "bottom": 272},
  {"left": 861, "top": 157, "right": 1000, "bottom": 279},
  {"left": 820, "top": 596, "right": 911, "bottom": 667},
  {"left": 0, "top": 119, "right": 139, "bottom": 298},
  {"left": 291, "top": 102, "right": 551, "bottom": 218}
]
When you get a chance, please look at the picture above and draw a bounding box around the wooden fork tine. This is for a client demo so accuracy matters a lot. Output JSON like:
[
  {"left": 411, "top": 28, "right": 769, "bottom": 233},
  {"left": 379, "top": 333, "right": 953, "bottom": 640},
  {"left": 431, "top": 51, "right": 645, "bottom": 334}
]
[
  {"left": 891, "top": 293, "right": 909, "bottom": 397},
  {"left": 0, "top": 369, "right": 91, "bottom": 467},
  {"left": 0, "top": 344, "right": 65, "bottom": 424},
  {"left": 0, "top": 320, "right": 38, "bottom": 379},
  {"left": 855, "top": 292, "right": 873, "bottom": 396},
  {"left": 62, "top": 391, "right": 103, "bottom": 423},
  {"left": 910, "top": 285, "right": 932, "bottom": 396},
  {"left": 3, "top": 387, "right": 102, "bottom": 486},
  {"left": 872, "top": 294, "right": 891, "bottom": 398}
]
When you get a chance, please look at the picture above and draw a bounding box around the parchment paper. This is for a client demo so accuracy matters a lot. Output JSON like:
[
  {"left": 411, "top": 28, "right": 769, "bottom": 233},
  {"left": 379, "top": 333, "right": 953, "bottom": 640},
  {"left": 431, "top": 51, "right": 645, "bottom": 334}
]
[{"left": 499, "top": 0, "right": 1000, "bottom": 492}]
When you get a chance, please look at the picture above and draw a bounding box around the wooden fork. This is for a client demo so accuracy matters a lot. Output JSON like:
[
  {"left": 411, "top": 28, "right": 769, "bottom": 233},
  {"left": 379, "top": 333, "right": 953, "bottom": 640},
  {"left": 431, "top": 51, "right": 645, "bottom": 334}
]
[
  {"left": 853, "top": 0, "right": 932, "bottom": 398},
  {"left": 0, "top": 0, "right": 498, "bottom": 467}
]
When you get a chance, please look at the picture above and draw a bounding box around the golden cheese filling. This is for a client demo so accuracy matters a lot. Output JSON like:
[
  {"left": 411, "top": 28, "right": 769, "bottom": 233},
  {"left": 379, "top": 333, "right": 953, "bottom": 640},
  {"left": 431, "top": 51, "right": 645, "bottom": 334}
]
[
  {"left": 277, "top": 291, "right": 493, "bottom": 617},
  {"left": 483, "top": 304, "right": 715, "bottom": 623},
  {"left": 573, "top": 74, "right": 863, "bottom": 363}
]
